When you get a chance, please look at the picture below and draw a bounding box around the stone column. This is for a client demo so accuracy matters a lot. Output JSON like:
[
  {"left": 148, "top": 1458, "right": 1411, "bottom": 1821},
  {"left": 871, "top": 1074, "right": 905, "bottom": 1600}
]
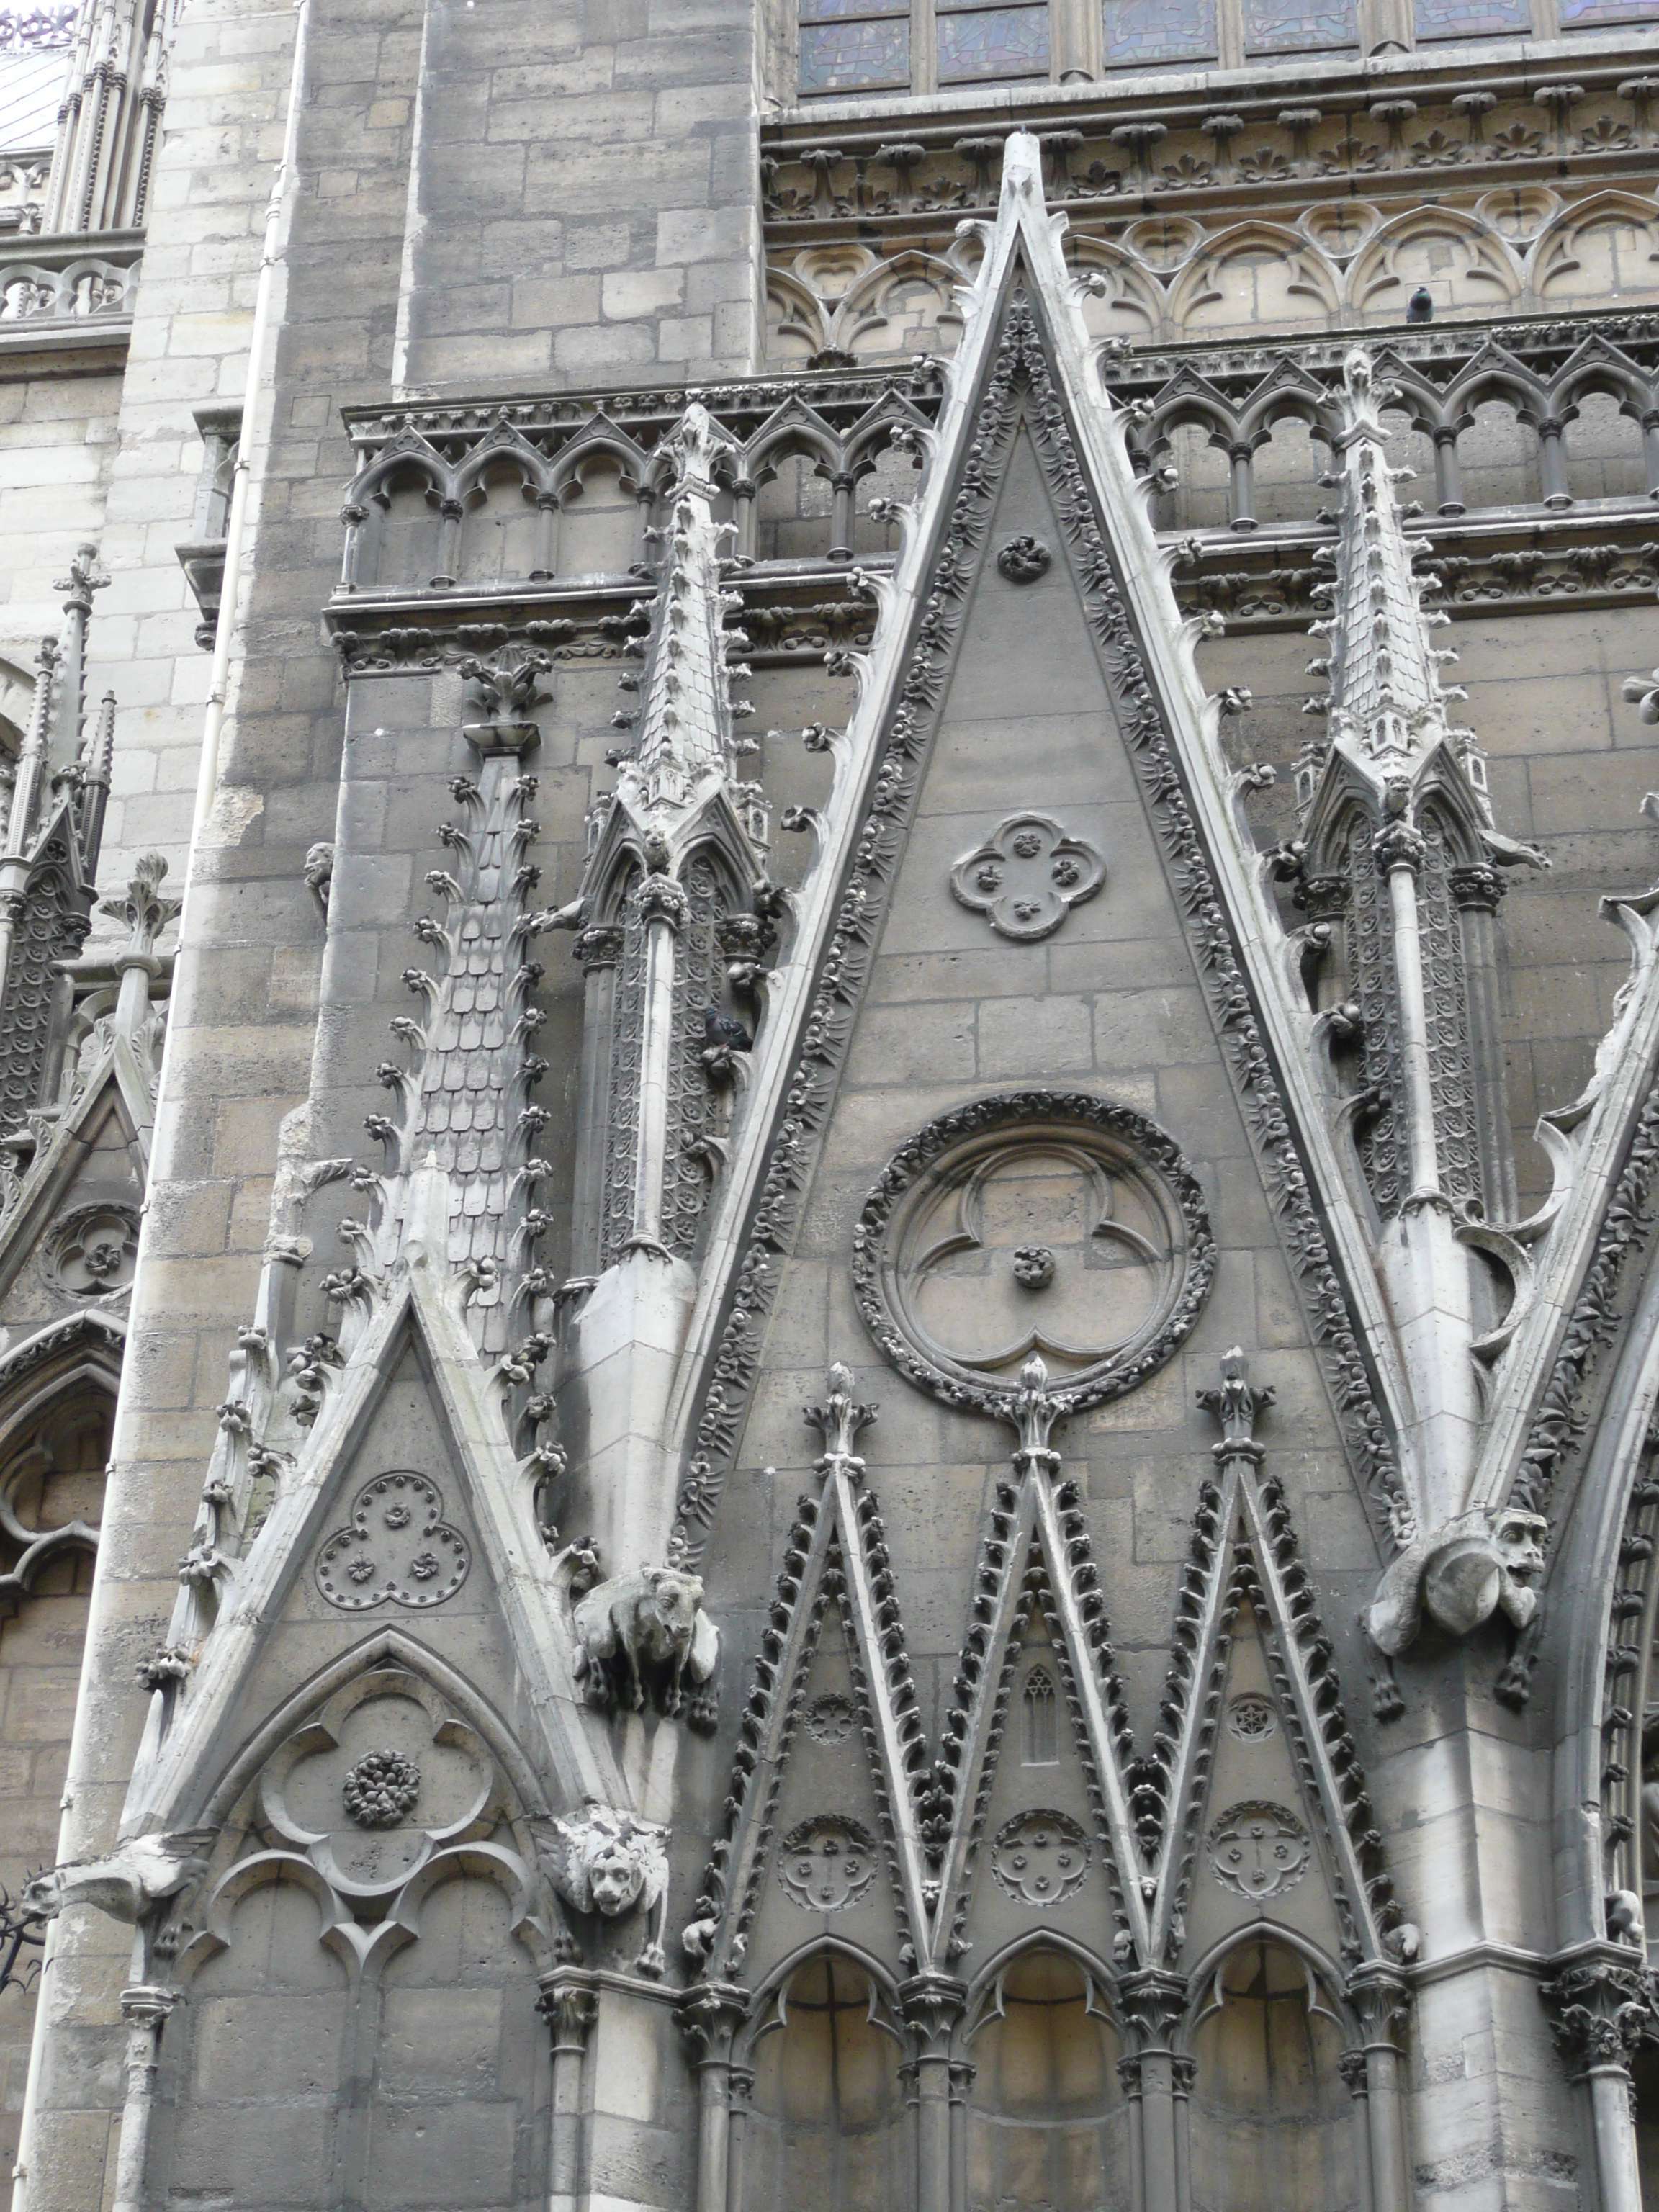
[
  {"left": 570, "top": 923, "right": 624, "bottom": 1268},
  {"left": 1641, "top": 408, "right": 1659, "bottom": 499},
  {"left": 1339, "top": 2049, "right": 1375, "bottom": 2212},
  {"left": 1431, "top": 425, "right": 1465, "bottom": 515},
  {"left": 1346, "top": 1966, "right": 1412, "bottom": 2212},
  {"left": 1170, "top": 2054, "right": 1194, "bottom": 2212},
  {"left": 1117, "top": 2054, "right": 1147, "bottom": 2212},
  {"left": 1542, "top": 1950, "right": 1652, "bottom": 2212},
  {"left": 899, "top": 1973, "right": 966, "bottom": 2212},
  {"left": 432, "top": 497, "right": 464, "bottom": 586},
  {"left": 726, "top": 2065, "right": 754, "bottom": 2212},
  {"left": 1533, "top": 415, "right": 1573, "bottom": 509},
  {"left": 678, "top": 1982, "right": 749, "bottom": 2212},
  {"left": 948, "top": 2058, "right": 974, "bottom": 2212},
  {"left": 1121, "top": 1970, "right": 1187, "bottom": 2212},
  {"left": 1225, "top": 441, "right": 1258, "bottom": 531},
  {"left": 531, "top": 492, "right": 559, "bottom": 580},
  {"left": 538, "top": 1972, "right": 598, "bottom": 2212},
  {"left": 111, "top": 1984, "right": 176, "bottom": 2212},
  {"left": 631, "top": 875, "right": 689, "bottom": 1253},
  {"left": 1449, "top": 860, "right": 1514, "bottom": 1220}
]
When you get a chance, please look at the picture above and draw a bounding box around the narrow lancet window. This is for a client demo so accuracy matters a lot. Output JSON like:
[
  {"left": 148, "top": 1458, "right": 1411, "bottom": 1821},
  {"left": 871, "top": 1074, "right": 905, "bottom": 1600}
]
[{"left": 1023, "top": 1666, "right": 1059, "bottom": 1765}]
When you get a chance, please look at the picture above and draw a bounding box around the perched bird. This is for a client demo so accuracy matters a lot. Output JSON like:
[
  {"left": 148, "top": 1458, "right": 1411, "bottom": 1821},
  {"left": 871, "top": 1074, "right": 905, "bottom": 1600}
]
[{"left": 703, "top": 1006, "right": 752, "bottom": 1052}]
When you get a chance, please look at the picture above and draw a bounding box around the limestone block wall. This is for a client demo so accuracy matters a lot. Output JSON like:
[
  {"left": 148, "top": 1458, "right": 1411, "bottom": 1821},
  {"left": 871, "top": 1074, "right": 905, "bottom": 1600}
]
[
  {"left": 395, "top": 0, "right": 764, "bottom": 390},
  {"left": 0, "top": 349, "right": 124, "bottom": 706}
]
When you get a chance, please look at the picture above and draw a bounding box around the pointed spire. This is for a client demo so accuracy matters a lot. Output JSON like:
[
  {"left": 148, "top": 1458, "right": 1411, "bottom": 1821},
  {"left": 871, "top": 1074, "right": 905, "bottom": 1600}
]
[
  {"left": 1301, "top": 349, "right": 1478, "bottom": 813},
  {"left": 616, "top": 401, "right": 749, "bottom": 824}
]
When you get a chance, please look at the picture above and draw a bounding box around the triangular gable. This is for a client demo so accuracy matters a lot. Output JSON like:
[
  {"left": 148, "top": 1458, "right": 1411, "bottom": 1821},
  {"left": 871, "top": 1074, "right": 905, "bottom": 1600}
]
[
  {"left": 121, "top": 1246, "right": 626, "bottom": 1837},
  {"left": 666, "top": 134, "right": 1411, "bottom": 1583}
]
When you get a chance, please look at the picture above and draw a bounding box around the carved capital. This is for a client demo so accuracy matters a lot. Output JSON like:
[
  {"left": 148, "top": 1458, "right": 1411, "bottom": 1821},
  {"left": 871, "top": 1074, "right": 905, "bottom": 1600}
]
[
  {"left": 899, "top": 1971, "right": 967, "bottom": 2060},
  {"left": 1542, "top": 1953, "right": 1655, "bottom": 2078},
  {"left": 677, "top": 1979, "right": 750, "bottom": 2067},
  {"left": 574, "top": 923, "right": 624, "bottom": 968},
  {"left": 637, "top": 876, "right": 689, "bottom": 932},
  {"left": 120, "top": 1982, "right": 178, "bottom": 2033},
  {"left": 538, "top": 1972, "right": 599, "bottom": 2055},
  {"left": 1297, "top": 872, "right": 1352, "bottom": 920},
  {"left": 1449, "top": 863, "right": 1505, "bottom": 912},
  {"left": 1338, "top": 2046, "right": 1370, "bottom": 2097},
  {"left": 1374, "top": 820, "right": 1426, "bottom": 876},
  {"left": 1345, "top": 1963, "right": 1412, "bottom": 2051},
  {"left": 1120, "top": 1967, "right": 1187, "bottom": 2051}
]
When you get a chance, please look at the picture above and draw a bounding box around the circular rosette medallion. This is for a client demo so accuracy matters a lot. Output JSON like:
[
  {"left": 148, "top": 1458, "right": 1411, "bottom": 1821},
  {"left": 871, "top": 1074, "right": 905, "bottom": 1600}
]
[
  {"left": 989, "top": 1810, "right": 1091, "bottom": 1907},
  {"left": 1206, "top": 1801, "right": 1310, "bottom": 1899},
  {"left": 854, "top": 1093, "right": 1213, "bottom": 1415},
  {"left": 778, "top": 1817, "right": 879, "bottom": 1912}
]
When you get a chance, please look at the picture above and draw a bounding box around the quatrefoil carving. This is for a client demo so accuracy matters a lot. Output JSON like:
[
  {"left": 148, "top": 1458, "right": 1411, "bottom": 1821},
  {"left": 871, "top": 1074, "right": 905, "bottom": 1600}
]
[
  {"left": 949, "top": 812, "right": 1105, "bottom": 942},
  {"left": 314, "top": 1471, "right": 469, "bottom": 1611}
]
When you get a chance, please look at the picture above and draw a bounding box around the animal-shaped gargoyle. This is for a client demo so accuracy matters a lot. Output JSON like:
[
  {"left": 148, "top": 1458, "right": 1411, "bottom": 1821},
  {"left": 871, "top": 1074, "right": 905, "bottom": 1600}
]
[
  {"left": 1364, "top": 1505, "right": 1546, "bottom": 1658},
  {"left": 24, "top": 1830, "right": 214, "bottom": 1927},
  {"left": 572, "top": 1564, "right": 720, "bottom": 1730},
  {"left": 539, "top": 1803, "right": 670, "bottom": 1977}
]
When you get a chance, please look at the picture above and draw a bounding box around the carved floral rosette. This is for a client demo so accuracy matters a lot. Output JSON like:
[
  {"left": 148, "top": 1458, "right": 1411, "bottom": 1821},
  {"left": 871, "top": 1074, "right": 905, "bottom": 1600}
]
[{"left": 851, "top": 1090, "right": 1214, "bottom": 1418}]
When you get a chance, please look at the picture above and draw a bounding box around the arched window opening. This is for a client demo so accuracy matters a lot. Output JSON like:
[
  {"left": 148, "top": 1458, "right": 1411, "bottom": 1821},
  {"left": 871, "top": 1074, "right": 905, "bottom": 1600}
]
[
  {"left": 755, "top": 451, "right": 837, "bottom": 563},
  {"left": 1187, "top": 1939, "right": 1357, "bottom": 2212},
  {"left": 1455, "top": 397, "right": 1540, "bottom": 510},
  {"left": 458, "top": 462, "right": 540, "bottom": 585},
  {"left": 966, "top": 1948, "right": 1126, "bottom": 2212},
  {"left": 1251, "top": 417, "right": 1328, "bottom": 526},
  {"left": 1023, "top": 1666, "right": 1058, "bottom": 1765},
  {"left": 1564, "top": 391, "right": 1649, "bottom": 503},
  {"left": 557, "top": 456, "right": 644, "bottom": 580},
  {"left": 370, "top": 468, "right": 441, "bottom": 590},
  {"left": 747, "top": 1954, "right": 909, "bottom": 2212}
]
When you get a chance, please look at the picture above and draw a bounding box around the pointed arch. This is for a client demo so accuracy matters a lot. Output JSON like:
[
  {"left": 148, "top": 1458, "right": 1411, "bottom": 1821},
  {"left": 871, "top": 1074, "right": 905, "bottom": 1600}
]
[
  {"left": 1527, "top": 189, "right": 1659, "bottom": 306},
  {"left": 1346, "top": 204, "right": 1521, "bottom": 323},
  {"left": 1166, "top": 222, "right": 1341, "bottom": 338},
  {"left": 197, "top": 1625, "right": 555, "bottom": 1831}
]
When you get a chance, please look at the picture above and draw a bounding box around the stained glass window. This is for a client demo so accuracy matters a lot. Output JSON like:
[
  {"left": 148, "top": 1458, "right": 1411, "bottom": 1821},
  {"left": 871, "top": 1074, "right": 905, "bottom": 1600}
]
[
  {"left": 1243, "top": 0, "right": 1355, "bottom": 48},
  {"left": 1102, "top": 0, "right": 1216, "bottom": 65},
  {"left": 1412, "top": 0, "right": 1528, "bottom": 32},
  {"left": 1560, "top": 0, "right": 1659, "bottom": 27},
  {"left": 937, "top": 0, "right": 1050, "bottom": 78},
  {"left": 799, "top": 0, "right": 910, "bottom": 94}
]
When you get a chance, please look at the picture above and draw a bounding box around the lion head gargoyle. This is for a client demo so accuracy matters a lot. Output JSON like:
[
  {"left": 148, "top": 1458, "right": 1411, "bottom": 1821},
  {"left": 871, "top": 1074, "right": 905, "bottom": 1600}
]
[
  {"left": 541, "top": 1803, "right": 670, "bottom": 1978},
  {"left": 1365, "top": 1506, "right": 1546, "bottom": 1658}
]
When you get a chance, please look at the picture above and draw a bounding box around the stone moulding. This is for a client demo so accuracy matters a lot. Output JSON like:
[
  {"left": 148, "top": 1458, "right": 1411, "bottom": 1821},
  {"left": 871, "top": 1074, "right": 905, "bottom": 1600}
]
[{"left": 851, "top": 1090, "right": 1214, "bottom": 1419}]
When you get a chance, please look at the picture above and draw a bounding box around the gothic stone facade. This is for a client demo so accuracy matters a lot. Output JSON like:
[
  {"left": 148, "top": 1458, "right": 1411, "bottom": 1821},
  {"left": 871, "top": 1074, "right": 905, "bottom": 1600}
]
[{"left": 4, "top": 1, "right": 1659, "bottom": 2211}]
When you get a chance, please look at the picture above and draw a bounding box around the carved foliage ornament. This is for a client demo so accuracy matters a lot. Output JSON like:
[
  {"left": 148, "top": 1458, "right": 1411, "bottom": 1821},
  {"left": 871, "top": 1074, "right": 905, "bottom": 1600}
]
[
  {"left": 950, "top": 812, "right": 1105, "bottom": 943},
  {"left": 778, "top": 1816, "right": 878, "bottom": 1912},
  {"left": 855, "top": 1092, "right": 1213, "bottom": 1415},
  {"left": 989, "top": 1809, "right": 1091, "bottom": 1907},
  {"left": 313, "top": 1472, "right": 469, "bottom": 1611}
]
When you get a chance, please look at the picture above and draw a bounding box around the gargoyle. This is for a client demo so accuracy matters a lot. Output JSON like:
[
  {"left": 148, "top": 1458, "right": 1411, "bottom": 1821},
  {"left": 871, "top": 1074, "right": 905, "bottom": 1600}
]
[
  {"left": 1365, "top": 1505, "right": 1545, "bottom": 1658},
  {"left": 24, "top": 1829, "right": 214, "bottom": 1927},
  {"left": 540, "top": 1803, "right": 670, "bottom": 1977},
  {"left": 572, "top": 1564, "right": 719, "bottom": 1729}
]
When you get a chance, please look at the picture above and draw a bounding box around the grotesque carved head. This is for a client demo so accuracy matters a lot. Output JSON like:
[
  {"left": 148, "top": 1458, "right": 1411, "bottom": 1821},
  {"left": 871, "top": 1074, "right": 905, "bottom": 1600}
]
[
  {"left": 548, "top": 1805, "right": 668, "bottom": 1923},
  {"left": 1491, "top": 1509, "right": 1545, "bottom": 1584},
  {"left": 587, "top": 1837, "right": 647, "bottom": 1917}
]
